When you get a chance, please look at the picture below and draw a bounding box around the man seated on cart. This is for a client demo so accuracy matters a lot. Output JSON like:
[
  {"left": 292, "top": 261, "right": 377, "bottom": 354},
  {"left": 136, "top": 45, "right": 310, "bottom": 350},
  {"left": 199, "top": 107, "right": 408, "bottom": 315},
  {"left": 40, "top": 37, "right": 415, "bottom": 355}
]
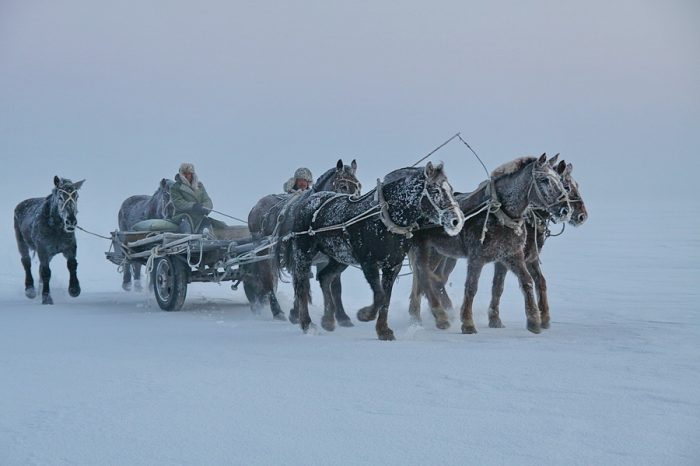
[
  {"left": 170, "top": 162, "right": 227, "bottom": 236},
  {"left": 282, "top": 167, "right": 314, "bottom": 193}
]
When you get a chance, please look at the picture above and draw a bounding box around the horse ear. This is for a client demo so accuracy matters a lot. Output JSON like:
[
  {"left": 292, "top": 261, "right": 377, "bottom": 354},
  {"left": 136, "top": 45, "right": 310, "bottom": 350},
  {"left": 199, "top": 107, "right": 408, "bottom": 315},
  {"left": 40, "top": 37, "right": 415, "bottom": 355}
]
[
  {"left": 538, "top": 153, "right": 547, "bottom": 164},
  {"left": 555, "top": 160, "right": 567, "bottom": 175},
  {"left": 336, "top": 159, "right": 343, "bottom": 170},
  {"left": 72, "top": 179, "right": 85, "bottom": 190},
  {"left": 548, "top": 153, "right": 560, "bottom": 166},
  {"left": 54, "top": 176, "right": 60, "bottom": 187},
  {"left": 436, "top": 162, "right": 444, "bottom": 173},
  {"left": 425, "top": 161, "right": 435, "bottom": 178},
  {"left": 565, "top": 162, "right": 573, "bottom": 175},
  {"left": 351, "top": 159, "right": 357, "bottom": 172},
  {"left": 160, "top": 178, "right": 168, "bottom": 189}
]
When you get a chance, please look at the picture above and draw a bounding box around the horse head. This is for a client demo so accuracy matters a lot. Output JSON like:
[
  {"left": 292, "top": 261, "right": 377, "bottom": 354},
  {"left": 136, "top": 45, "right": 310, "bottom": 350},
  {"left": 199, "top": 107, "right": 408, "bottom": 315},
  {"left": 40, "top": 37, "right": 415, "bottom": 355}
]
[
  {"left": 156, "top": 178, "right": 175, "bottom": 219},
  {"left": 557, "top": 161, "right": 588, "bottom": 226},
  {"left": 315, "top": 159, "right": 361, "bottom": 195},
  {"left": 528, "top": 154, "right": 571, "bottom": 223},
  {"left": 420, "top": 162, "right": 464, "bottom": 236},
  {"left": 52, "top": 175, "right": 84, "bottom": 233}
]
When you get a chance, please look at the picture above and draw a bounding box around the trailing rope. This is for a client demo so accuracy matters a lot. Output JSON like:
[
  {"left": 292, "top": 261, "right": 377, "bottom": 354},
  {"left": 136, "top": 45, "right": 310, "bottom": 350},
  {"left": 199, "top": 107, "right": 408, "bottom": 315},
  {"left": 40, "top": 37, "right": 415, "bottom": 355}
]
[
  {"left": 411, "top": 133, "right": 461, "bottom": 167},
  {"left": 76, "top": 226, "right": 112, "bottom": 240}
]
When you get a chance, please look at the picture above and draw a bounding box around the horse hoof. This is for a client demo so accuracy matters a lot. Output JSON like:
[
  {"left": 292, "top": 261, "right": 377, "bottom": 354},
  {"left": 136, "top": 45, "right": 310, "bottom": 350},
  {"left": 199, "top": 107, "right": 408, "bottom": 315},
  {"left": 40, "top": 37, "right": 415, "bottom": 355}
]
[
  {"left": 272, "top": 311, "right": 287, "bottom": 321},
  {"left": 378, "top": 329, "right": 395, "bottom": 341},
  {"left": 321, "top": 317, "right": 335, "bottom": 332},
  {"left": 122, "top": 282, "right": 132, "bottom": 291},
  {"left": 540, "top": 317, "right": 550, "bottom": 330},
  {"left": 356, "top": 306, "right": 377, "bottom": 322},
  {"left": 435, "top": 319, "right": 450, "bottom": 330},
  {"left": 42, "top": 295, "right": 54, "bottom": 305},
  {"left": 489, "top": 318, "right": 505, "bottom": 329},
  {"left": 461, "top": 324, "right": 478, "bottom": 334},
  {"left": 336, "top": 317, "right": 354, "bottom": 327},
  {"left": 288, "top": 312, "right": 299, "bottom": 325},
  {"left": 133, "top": 281, "right": 143, "bottom": 292},
  {"left": 301, "top": 322, "right": 317, "bottom": 334},
  {"left": 25, "top": 287, "right": 36, "bottom": 299},
  {"left": 69, "top": 285, "right": 81, "bottom": 298},
  {"left": 527, "top": 321, "right": 542, "bottom": 334}
]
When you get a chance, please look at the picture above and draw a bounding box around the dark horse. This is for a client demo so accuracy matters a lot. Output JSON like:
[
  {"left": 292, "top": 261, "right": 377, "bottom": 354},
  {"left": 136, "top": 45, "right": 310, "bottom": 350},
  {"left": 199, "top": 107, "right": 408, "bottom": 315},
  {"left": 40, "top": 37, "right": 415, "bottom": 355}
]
[
  {"left": 286, "top": 163, "right": 464, "bottom": 340},
  {"left": 409, "top": 156, "right": 587, "bottom": 330},
  {"left": 243, "top": 159, "right": 361, "bottom": 321},
  {"left": 410, "top": 154, "right": 570, "bottom": 334},
  {"left": 14, "top": 176, "right": 85, "bottom": 304},
  {"left": 117, "top": 178, "right": 174, "bottom": 291}
]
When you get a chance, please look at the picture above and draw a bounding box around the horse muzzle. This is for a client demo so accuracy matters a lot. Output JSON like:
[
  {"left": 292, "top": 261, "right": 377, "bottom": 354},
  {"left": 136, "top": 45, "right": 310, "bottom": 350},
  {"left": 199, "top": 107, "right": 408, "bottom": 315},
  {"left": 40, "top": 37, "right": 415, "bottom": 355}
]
[
  {"left": 441, "top": 207, "right": 464, "bottom": 237},
  {"left": 64, "top": 219, "right": 77, "bottom": 233}
]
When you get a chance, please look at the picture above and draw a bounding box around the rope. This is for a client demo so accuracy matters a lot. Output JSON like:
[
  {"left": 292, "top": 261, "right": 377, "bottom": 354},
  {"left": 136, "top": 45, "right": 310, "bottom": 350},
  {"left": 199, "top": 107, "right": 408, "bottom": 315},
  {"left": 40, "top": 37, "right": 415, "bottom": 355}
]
[
  {"left": 457, "top": 134, "right": 490, "bottom": 178},
  {"left": 411, "top": 133, "right": 461, "bottom": 167},
  {"left": 209, "top": 209, "right": 248, "bottom": 225},
  {"left": 76, "top": 226, "right": 112, "bottom": 240}
]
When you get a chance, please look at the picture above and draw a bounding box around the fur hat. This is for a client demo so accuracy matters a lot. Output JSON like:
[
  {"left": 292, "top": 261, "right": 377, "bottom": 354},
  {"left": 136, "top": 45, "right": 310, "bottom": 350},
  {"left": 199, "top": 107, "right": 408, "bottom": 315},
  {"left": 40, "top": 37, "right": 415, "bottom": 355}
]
[
  {"left": 293, "top": 167, "right": 313, "bottom": 183},
  {"left": 179, "top": 163, "right": 195, "bottom": 175}
]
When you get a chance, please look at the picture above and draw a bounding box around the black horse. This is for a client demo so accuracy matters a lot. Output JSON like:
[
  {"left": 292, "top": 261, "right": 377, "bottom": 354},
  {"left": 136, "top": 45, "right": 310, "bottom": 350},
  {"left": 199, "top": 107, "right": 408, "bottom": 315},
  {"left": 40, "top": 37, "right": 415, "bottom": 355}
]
[
  {"left": 286, "top": 163, "right": 464, "bottom": 340},
  {"left": 117, "top": 178, "right": 174, "bottom": 291},
  {"left": 243, "top": 159, "right": 361, "bottom": 321},
  {"left": 14, "top": 176, "right": 85, "bottom": 304}
]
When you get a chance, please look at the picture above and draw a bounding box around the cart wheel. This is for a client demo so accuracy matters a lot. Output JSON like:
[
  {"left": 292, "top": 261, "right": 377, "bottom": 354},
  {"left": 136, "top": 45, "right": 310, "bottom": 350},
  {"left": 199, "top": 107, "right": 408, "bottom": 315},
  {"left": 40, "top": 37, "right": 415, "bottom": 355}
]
[{"left": 152, "top": 256, "right": 188, "bottom": 311}]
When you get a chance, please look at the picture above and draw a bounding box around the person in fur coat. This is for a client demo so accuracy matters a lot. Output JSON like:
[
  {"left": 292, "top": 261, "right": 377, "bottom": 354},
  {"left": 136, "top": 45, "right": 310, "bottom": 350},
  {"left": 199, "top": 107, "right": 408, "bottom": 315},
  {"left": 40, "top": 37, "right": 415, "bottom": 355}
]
[{"left": 170, "top": 163, "right": 217, "bottom": 233}]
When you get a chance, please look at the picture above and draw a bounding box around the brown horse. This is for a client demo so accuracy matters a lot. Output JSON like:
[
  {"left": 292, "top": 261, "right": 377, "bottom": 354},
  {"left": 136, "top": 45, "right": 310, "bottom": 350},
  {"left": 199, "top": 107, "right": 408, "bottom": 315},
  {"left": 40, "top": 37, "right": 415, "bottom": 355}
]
[{"left": 410, "top": 154, "right": 570, "bottom": 334}]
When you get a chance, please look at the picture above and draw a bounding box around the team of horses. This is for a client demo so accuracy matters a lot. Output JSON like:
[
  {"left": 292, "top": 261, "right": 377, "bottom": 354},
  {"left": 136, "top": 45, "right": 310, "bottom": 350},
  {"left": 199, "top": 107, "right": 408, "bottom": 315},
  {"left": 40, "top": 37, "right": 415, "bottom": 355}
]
[{"left": 13, "top": 154, "right": 587, "bottom": 340}]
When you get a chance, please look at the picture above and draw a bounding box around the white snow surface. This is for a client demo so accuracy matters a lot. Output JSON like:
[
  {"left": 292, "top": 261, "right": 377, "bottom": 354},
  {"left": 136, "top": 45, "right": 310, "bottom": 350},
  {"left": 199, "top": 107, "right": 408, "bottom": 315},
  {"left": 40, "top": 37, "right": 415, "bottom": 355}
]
[{"left": 1, "top": 197, "right": 698, "bottom": 465}]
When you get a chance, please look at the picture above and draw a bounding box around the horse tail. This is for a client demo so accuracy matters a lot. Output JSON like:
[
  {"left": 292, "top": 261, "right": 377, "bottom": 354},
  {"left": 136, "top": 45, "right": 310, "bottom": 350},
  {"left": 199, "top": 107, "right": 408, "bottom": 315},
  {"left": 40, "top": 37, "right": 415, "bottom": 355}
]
[{"left": 13, "top": 203, "right": 31, "bottom": 258}]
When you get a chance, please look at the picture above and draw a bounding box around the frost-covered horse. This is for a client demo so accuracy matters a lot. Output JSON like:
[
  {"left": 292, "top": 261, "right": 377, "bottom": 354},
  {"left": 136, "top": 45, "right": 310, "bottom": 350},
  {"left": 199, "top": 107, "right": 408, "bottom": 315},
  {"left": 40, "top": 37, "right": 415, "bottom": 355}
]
[
  {"left": 117, "top": 178, "right": 174, "bottom": 291},
  {"left": 286, "top": 163, "right": 464, "bottom": 340},
  {"left": 243, "top": 159, "right": 360, "bottom": 321},
  {"left": 14, "top": 176, "right": 85, "bottom": 304},
  {"left": 487, "top": 158, "right": 588, "bottom": 329},
  {"left": 410, "top": 154, "right": 570, "bottom": 334},
  {"left": 409, "top": 156, "right": 587, "bottom": 330}
]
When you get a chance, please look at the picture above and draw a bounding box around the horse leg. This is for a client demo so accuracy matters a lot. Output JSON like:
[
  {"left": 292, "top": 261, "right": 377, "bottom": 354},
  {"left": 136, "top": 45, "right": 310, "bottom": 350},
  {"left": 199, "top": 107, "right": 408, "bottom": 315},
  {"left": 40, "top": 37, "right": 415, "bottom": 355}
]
[
  {"left": 316, "top": 259, "right": 347, "bottom": 332},
  {"left": 502, "top": 255, "right": 541, "bottom": 334},
  {"left": 488, "top": 262, "right": 507, "bottom": 328},
  {"left": 407, "top": 250, "right": 423, "bottom": 324},
  {"left": 331, "top": 275, "right": 353, "bottom": 327},
  {"left": 375, "top": 264, "right": 402, "bottom": 341},
  {"left": 356, "top": 263, "right": 384, "bottom": 323},
  {"left": 292, "top": 246, "right": 315, "bottom": 333},
  {"left": 527, "top": 261, "right": 550, "bottom": 329},
  {"left": 268, "top": 292, "right": 286, "bottom": 321},
  {"left": 21, "top": 256, "right": 36, "bottom": 299},
  {"left": 436, "top": 257, "right": 457, "bottom": 311},
  {"left": 414, "top": 244, "right": 450, "bottom": 329},
  {"left": 460, "top": 259, "right": 484, "bottom": 334},
  {"left": 65, "top": 253, "right": 80, "bottom": 298},
  {"left": 132, "top": 263, "right": 143, "bottom": 291},
  {"left": 38, "top": 252, "right": 53, "bottom": 305},
  {"left": 14, "top": 223, "right": 35, "bottom": 298},
  {"left": 122, "top": 261, "right": 133, "bottom": 291}
]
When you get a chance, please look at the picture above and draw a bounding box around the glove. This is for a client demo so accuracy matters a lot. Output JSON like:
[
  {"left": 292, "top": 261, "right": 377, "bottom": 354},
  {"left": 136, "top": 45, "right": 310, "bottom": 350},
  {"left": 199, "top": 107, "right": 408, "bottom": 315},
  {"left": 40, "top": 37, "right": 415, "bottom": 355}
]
[{"left": 193, "top": 203, "right": 210, "bottom": 215}]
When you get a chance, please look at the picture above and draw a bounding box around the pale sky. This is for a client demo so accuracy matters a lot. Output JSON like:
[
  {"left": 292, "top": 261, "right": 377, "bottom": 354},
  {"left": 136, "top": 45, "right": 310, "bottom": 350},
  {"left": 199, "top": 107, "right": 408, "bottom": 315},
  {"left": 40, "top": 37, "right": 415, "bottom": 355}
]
[{"left": 1, "top": 0, "right": 698, "bottom": 230}]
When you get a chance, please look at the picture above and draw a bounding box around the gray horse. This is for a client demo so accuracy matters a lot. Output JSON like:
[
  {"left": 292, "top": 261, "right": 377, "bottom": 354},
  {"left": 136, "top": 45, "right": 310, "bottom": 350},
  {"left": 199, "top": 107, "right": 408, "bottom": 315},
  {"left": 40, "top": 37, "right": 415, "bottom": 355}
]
[
  {"left": 409, "top": 156, "right": 587, "bottom": 331},
  {"left": 14, "top": 176, "right": 85, "bottom": 304},
  {"left": 410, "top": 154, "right": 570, "bottom": 334},
  {"left": 117, "top": 178, "right": 174, "bottom": 291}
]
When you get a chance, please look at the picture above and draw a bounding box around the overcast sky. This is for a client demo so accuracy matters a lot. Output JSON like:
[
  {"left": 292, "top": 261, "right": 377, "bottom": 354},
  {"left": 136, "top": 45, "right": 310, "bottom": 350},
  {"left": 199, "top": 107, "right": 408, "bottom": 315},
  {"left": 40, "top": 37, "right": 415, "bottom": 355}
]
[{"left": 1, "top": 0, "right": 698, "bottom": 236}]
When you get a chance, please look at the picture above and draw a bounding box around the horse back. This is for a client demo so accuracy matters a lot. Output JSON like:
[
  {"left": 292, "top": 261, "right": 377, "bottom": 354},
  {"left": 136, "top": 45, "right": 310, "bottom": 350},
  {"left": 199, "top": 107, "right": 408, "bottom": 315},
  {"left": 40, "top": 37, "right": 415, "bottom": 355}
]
[{"left": 118, "top": 195, "right": 152, "bottom": 231}]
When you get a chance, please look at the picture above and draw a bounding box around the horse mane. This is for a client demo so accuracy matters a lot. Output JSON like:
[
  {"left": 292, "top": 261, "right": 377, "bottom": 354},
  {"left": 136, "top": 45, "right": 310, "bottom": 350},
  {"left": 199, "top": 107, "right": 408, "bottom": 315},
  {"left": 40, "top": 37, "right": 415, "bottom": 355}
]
[
  {"left": 490, "top": 157, "right": 537, "bottom": 180},
  {"left": 313, "top": 168, "right": 336, "bottom": 192},
  {"left": 382, "top": 167, "right": 422, "bottom": 184}
]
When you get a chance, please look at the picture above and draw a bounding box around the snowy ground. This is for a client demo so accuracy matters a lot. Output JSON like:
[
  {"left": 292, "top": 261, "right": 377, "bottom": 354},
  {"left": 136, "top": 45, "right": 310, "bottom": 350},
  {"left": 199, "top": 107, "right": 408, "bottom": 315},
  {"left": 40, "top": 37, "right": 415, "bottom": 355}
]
[{"left": 1, "top": 197, "right": 698, "bottom": 465}]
